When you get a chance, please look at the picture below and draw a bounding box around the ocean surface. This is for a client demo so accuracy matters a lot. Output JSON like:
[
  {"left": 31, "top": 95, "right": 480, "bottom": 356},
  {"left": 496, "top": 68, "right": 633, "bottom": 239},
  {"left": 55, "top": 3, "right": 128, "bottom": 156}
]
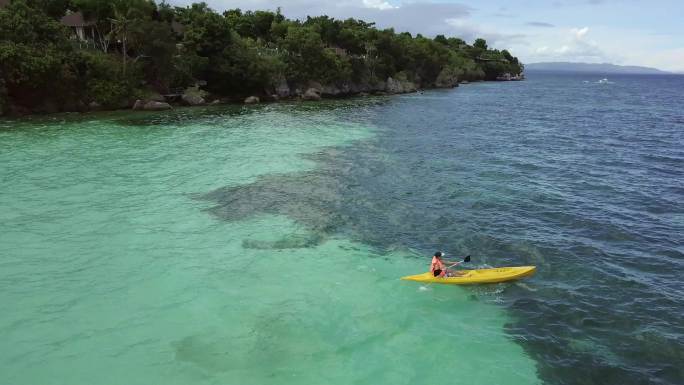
[{"left": 1, "top": 72, "right": 682, "bottom": 385}]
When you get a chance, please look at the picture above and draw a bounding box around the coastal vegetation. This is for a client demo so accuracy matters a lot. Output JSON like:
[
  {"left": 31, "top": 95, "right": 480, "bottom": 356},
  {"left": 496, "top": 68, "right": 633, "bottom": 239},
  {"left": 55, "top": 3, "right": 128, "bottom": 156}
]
[{"left": 0, "top": 0, "right": 524, "bottom": 115}]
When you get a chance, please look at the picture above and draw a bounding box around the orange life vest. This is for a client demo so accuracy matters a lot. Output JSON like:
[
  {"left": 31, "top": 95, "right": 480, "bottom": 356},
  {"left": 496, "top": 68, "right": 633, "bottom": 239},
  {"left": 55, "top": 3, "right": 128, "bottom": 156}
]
[{"left": 431, "top": 256, "right": 446, "bottom": 276}]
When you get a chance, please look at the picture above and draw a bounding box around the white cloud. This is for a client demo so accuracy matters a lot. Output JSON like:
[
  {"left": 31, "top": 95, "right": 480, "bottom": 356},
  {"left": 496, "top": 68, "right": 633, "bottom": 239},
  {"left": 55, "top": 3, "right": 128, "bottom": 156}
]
[
  {"left": 528, "top": 26, "right": 607, "bottom": 62},
  {"left": 362, "top": 0, "right": 396, "bottom": 10},
  {"left": 556, "top": 45, "right": 570, "bottom": 54},
  {"left": 571, "top": 26, "right": 589, "bottom": 39},
  {"left": 170, "top": 0, "right": 481, "bottom": 39},
  {"left": 620, "top": 47, "right": 684, "bottom": 72},
  {"left": 445, "top": 18, "right": 526, "bottom": 47}
]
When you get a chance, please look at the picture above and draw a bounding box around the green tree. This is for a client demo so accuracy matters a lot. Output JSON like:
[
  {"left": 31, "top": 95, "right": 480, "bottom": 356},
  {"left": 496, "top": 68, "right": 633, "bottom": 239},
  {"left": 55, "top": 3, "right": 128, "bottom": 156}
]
[
  {"left": 76, "top": 50, "right": 140, "bottom": 107},
  {"left": 434, "top": 34, "right": 448, "bottom": 45},
  {"left": 0, "top": 0, "right": 72, "bottom": 93},
  {"left": 182, "top": 4, "right": 232, "bottom": 56},
  {"left": 1, "top": 0, "right": 524, "bottom": 115},
  {"left": 109, "top": 0, "right": 154, "bottom": 75},
  {"left": 26, "top": 0, "right": 71, "bottom": 18},
  {"left": 129, "top": 19, "right": 177, "bottom": 89}
]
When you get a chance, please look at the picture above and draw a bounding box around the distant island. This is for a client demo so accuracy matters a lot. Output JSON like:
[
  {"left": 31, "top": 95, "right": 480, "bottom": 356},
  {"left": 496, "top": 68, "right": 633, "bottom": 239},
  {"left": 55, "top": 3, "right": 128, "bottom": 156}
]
[
  {"left": 0, "top": 0, "right": 523, "bottom": 116},
  {"left": 525, "top": 62, "right": 671, "bottom": 75}
]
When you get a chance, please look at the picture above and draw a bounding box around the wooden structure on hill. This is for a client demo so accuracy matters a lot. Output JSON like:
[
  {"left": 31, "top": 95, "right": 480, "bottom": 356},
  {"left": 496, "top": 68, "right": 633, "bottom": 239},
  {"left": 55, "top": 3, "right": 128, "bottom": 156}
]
[{"left": 60, "top": 11, "right": 96, "bottom": 42}]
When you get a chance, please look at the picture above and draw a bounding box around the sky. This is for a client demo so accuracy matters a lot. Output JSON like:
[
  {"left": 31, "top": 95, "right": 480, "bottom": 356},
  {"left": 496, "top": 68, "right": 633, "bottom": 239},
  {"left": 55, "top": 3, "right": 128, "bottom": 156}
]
[{"left": 168, "top": 0, "right": 684, "bottom": 72}]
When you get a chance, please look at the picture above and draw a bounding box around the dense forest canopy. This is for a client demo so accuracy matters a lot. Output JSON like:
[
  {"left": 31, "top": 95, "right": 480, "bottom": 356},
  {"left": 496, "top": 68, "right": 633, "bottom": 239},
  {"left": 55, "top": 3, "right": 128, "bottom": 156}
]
[{"left": 0, "top": 0, "right": 524, "bottom": 114}]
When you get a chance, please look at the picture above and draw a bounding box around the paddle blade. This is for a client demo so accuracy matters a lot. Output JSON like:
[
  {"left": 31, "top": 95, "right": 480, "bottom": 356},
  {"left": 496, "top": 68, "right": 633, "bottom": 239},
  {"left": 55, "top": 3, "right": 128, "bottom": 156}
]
[{"left": 463, "top": 255, "right": 471, "bottom": 263}]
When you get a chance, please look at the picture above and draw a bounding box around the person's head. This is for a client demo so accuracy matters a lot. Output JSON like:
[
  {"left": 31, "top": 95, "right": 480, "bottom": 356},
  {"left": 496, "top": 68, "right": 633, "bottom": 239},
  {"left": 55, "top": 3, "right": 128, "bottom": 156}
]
[{"left": 434, "top": 251, "right": 443, "bottom": 259}]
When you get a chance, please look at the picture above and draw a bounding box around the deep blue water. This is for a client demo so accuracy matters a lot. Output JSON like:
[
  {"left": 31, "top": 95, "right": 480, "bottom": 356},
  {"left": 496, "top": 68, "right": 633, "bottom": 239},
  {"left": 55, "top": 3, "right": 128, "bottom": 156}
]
[
  {"left": 359, "top": 72, "right": 684, "bottom": 384},
  {"left": 207, "top": 72, "right": 684, "bottom": 384}
]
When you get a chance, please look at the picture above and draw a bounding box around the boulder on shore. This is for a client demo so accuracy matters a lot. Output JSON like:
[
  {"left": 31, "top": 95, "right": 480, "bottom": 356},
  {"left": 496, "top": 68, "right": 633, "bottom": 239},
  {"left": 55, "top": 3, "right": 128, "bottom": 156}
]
[
  {"left": 274, "top": 78, "right": 290, "bottom": 98},
  {"left": 244, "top": 96, "right": 260, "bottom": 104},
  {"left": 302, "top": 88, "right": 322, "bottom": 101},
  {"left": 181, "top": 86, "right": 207, "bottom": 106},
  {"left": 143, "top": 101, "right": 172, "bottom": 111},
  {"left": 181, "top": 93, "right": 205, "bottom": 106},
  {"left": 306, "top": 81, "right": 323, "bottom": 93},
  {"left": 321, "top": 83, "right": 351, "bottom": 97},
  {"left": 385, "top": 77, "right": 404, "bottom": 94},
  {"left": 132, "top": 99, "right": 145, "bottom": 110}
]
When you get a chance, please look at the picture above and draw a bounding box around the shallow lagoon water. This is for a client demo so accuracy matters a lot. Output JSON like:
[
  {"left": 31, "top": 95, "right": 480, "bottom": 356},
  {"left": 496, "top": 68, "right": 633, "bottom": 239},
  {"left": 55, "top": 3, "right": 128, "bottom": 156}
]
[
  {"left": 0, "top": 105, "right": 538, "bottom": 384},
  {"left": 2, "top": 73, "right": 683, "bottom": 385}
]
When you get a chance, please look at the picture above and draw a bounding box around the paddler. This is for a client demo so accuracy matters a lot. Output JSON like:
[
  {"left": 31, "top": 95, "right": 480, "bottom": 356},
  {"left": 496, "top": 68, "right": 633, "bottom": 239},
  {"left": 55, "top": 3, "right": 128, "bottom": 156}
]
[{"left": 430, "top": 251, "right": 465, "bottom": 277}]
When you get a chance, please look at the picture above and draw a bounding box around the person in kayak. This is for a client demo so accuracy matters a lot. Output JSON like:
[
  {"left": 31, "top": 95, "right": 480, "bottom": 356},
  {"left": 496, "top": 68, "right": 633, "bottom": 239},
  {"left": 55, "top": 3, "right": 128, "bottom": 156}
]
[{"left": 430, "top": 251, "right": 465, "bottom": 277}]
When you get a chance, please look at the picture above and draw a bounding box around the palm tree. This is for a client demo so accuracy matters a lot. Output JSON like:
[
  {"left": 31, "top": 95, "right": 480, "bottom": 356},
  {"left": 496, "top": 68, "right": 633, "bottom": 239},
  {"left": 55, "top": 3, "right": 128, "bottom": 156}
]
[
  {"left": 109, "top": 2, "right": 145, "bottom": 75},
  {"left": 364, "top": 42, "right": 377, "bottom": 80}
]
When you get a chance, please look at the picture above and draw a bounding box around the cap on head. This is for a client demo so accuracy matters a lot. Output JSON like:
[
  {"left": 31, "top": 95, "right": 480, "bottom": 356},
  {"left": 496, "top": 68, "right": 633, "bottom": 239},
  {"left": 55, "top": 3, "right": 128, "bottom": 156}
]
[{"left": 434, "top": 251, "right": 443, "bottom": 258}]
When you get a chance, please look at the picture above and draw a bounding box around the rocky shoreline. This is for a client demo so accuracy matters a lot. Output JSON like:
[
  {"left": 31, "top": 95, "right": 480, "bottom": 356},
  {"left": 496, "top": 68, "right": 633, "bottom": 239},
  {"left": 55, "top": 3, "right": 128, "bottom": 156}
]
[
  {"left": 3, "top": 72, "right": 475, "bottom": 116},
  {"left": 123, "top": 74, "right": 476, "bottom": 112}
]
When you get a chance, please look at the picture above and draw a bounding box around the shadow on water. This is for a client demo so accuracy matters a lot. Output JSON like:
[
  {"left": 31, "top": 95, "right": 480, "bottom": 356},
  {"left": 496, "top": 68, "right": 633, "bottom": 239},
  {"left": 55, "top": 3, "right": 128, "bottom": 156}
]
[
  {"left": 110, "top": 98, "right": 394, "bottom": 128},
  {"left": 0, "top": 97, "right": 394, "bottom": 132}
]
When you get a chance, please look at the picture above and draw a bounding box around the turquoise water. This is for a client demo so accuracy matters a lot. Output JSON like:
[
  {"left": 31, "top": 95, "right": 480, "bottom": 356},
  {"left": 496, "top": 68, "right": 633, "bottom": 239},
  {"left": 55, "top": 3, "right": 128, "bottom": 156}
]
[
  {"left": 3, "top": 74, "right": 684, "bottom": 384},
  {"left": 1, "top": 105, "right": 539, "bottom": 384}
]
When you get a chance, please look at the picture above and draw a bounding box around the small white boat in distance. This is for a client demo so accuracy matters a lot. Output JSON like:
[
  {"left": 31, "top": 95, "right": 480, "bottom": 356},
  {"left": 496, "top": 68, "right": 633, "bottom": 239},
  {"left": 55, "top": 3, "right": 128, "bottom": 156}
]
[{"left": 598, "top": 78, "right": 609, "bottom": 84}]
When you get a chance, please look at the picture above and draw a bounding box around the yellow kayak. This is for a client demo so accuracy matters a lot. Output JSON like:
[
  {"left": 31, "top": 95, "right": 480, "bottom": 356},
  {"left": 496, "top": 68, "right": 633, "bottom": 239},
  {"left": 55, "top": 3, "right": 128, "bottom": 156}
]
[{"left": 401, "top": 266, "right": 536, "bottom": 285}]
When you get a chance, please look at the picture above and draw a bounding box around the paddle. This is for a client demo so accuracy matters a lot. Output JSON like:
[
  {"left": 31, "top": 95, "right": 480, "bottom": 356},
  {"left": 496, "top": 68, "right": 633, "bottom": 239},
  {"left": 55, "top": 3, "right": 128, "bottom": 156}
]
[{"left": 447, "top": 255, "right": 471, "bottom": 268}]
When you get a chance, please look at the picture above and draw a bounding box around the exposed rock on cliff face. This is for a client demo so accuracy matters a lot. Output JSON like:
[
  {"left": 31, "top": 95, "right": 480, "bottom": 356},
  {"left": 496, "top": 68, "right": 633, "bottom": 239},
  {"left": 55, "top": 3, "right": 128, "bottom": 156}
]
[
  {"left": 385, "top": 76, "right": 417, "bottom": 94},
  {"left": 319, "top": 81, "right": 382, "bottom": 97},
  {"left": 321, "top": 84, "right": 342, "bottom": 97},
  {"left": 244, "top": 96, "right": 260, "bottom": 104},
  {"left": 302, "top": 88, "right": 322, "bottom": 101},
  {"left": 307, "top": 81, "right": 323, "bottom": 93},
  {"left": 274, "top": 78, "right": 290, "bottom": 98},
  {"left": 435, "top": 68, "right": 459, "bottom": 88},
  {"left": 273, "top": 79, "right": 396, "bottom": 98},
  {"left": 385, "top": 77, "right": 402, "bottom": 93}
]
